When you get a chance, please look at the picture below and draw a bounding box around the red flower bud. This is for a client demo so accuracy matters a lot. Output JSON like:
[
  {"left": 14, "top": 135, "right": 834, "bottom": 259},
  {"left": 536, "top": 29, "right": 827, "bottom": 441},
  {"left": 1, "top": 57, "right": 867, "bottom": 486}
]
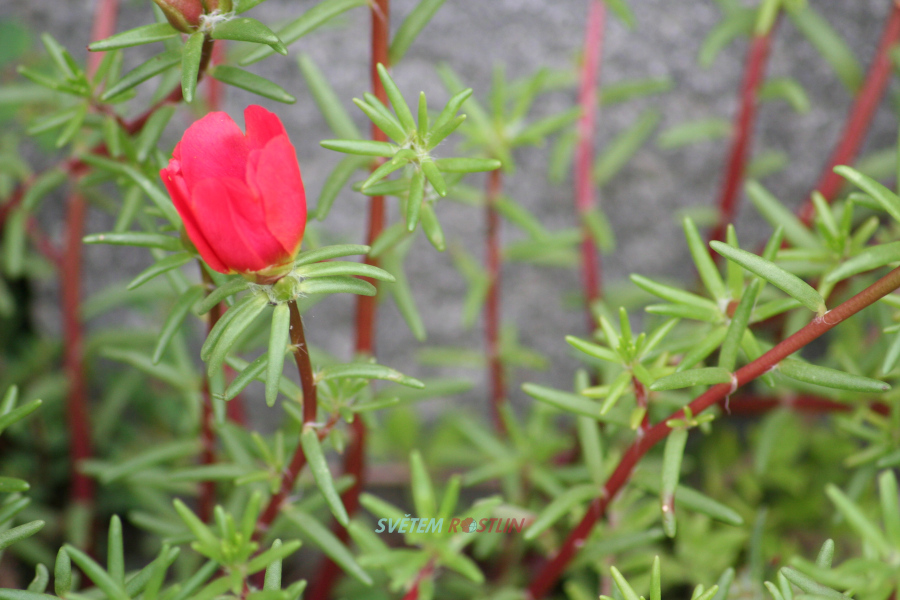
[
  {"left": 160, "top": 106, "right": 307, "bottom": 279},
  {"left": 153, "top": 0, "right": 233, "bottom": 33}
]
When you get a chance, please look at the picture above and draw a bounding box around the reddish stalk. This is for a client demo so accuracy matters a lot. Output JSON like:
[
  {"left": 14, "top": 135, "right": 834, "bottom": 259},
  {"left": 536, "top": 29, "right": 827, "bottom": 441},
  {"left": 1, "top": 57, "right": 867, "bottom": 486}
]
[
  {"left": 574, "top": 0, "right": 606, "bottom": 327},
  {"left": 527, "top": 266, "right": 900, "bottom": 599},
  {"left": 797, "top": 1, "right": 900, "bottom": 224},
  {"left": 197, "top": 267, "right": 224, "bottom": 522},
  {"left": 87, "top": 0, "right": 120, "bottom": 78},
  {"left": 256, "top": 300, "right": 318, "bottom": 532},
  {"left": 707, "top": 29, "right": 775, "bottom": 245},
  {"left": 61, "top": 192, "right": 93, "bottom": 512},
  {"left": 485, "top": 168, "right": 506, "bottom": 433},
  {"left": 308, "top": 3, "right": 390, "bottom": 597}
]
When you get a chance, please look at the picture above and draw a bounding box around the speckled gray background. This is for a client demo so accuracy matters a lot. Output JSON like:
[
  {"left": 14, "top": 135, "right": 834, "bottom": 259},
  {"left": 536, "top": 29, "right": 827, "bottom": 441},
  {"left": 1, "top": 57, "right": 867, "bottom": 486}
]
[{"left": 1, "top": 0, "right": 895, "bottom": 425}]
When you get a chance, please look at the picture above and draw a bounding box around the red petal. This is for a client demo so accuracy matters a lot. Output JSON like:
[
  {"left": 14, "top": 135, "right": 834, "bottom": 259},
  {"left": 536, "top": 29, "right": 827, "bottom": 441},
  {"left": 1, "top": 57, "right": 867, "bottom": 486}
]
[
  {"left": 190, "top": 177, "right": 290, "bottom": 273},
  {"left": 245, "top": 135, "right": 306, "bottom": 256},
  {"left": 179, "top": 111, "right": 249, "bottom": 190},
  {"left": 160, "top": 162, "right": 229, "bottom": 273},
  {"left": 244, "top": 105, "right": 288, "bottom": 151}
]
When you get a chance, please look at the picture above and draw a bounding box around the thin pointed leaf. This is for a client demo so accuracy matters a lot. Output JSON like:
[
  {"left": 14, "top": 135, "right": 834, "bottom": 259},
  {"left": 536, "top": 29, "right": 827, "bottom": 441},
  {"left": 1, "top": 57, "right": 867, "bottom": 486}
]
[
  {"left": 684, "top": 216, "right": 726, "bottom": 300},
  {"left": 650, "top": 367, "right": 733, "bottom": 391},
  {"left": 300, "top": 428, "right": 349, "bottom": 526},
  {"left": 101, "top": 49, "right": 181, "bottom": 101},
  {"left": 297, "top": 276, "right": 376, "bottom": 296},
  {"left": 210, "top": 65, "right": 295, "bottom": 103},
  {"left": 316, "top": 363, "right": 424, "bottom": 388},
  {"left": 298, "top": 54, "right": 361, "bottom": 140},
  {"left": 240, "top": 0, "right": 369, "bottom": 65},
  {"left": 710, "top": 241, "right": 825, "bottom": 314},
  {"left": 153, "top": 286, "right": 205, "bottom": 364},
  {"left": 389, "top": 0, "right": 447, "bottom": 64},
  {"left": 594, "top": 110, "right": 660, "bottom": 186},
  {"left": 211, "top": 17, "right": 286, "bottom": 54},
  {"left": 180, "top": 31, "right": 204, "bottom": 103},
  {"left": 128, "top": 252, "right": 193, "bottom": 290},
  {"left": 746, "top": 180, "right": 820, "bottom": 249},
  {"left": 89, "top": 22, "right": 179, "bottom": 50},
  {"left": 266, "top": 303, "right": 290, "bottom": 407},
  {"left": 779, "top": 358, "right": 889, "bottom": 393}
]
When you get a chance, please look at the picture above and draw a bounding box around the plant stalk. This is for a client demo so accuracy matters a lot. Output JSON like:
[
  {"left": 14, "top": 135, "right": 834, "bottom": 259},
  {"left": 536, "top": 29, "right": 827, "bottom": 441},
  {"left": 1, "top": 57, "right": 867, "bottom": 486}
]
[
  {"left": 574, "top": 0, "right": 606, "bottom": 326},
  {"left": 308, "top": 2, "right": 390, "bottom": 596},
  {"left": 256, "top": 300, "right": 318, "bottom": 532},
  {"left": 708, "top": 29, "right": 774, "bottom": 245},
  {"left": 527, "top": 265, "right": 900, "bottom": 598},
  {"left": 486, "top": 168, "right": 506, "bottom": 433},
  {"left": 797, "top": 1, "right": 900, "bottom": 224}
]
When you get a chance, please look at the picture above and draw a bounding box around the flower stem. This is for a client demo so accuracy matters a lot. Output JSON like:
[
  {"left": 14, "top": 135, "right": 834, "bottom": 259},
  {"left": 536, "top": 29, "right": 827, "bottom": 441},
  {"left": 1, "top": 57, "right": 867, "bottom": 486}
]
[
  {"left": 61, "top": 192, "right": 93, "bottom": 519},
  {"left": 527, "top": 265, "right": 900, "bottom": 599},
  {"left": 707, "top": 29, "right": 775, "bottom": 245},
  {"left": 485, "top": 169, "right": 506, "bottom": 433},
  {"left": 255, "top": 300, "right": 318, "bottom": 533},
  {"left": 574, "top": 0, "right": 606, "bottom": 325},
  {"left": 797, "top": 1, "right": 900, "bottom": 223}
]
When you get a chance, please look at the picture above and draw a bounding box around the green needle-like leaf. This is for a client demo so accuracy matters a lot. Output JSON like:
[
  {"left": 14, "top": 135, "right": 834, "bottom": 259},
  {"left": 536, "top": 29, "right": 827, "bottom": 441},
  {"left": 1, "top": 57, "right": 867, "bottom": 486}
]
[
  {"left": 211, "top": 17, "right": 287, "bottom": 54},
  {"left": 300, "top": 428, "right": 349, "bottom": 526},
  {"left": 284, "top": 510, "right": 372, "bottom": 585},
  {"left": 89, "top": 22, "right": 179, "bottom": 50},
  {"left": 778, "top": 358, "right": 889, "bottom": 393},
  {"left": 710, "top": 241, "right": 825, "bottom": 314},
  {"left": 294, "top": 260, "right": 395, "bottom": 282},
  {"left": 266, "top": 303, "right": 290, "bottom": 407},
  {"left": 524, "top": 484, "right": 596, "bottom": 540},
  {"left": 196, "top": 277, "right": 249, "bottom": 315},
  {"left": 353, "top": 97, "right": 407, "bottom": 142},
  {"left": 650, "top": 367, "right": 733, "bottom": 391},
  {"left": 409, "top": 450, "right": 437, "bottom": 518},
  {"left": 320, "top": 139, "right": 399, "bottom": 157},
  {"left": 661, "top": 428, "right": 688, "bottom": 537},
  {"left": 294, "top": 244, "right": 371, "bottom": 266},
  {"left": 63, "top": 544, "right": 128, "bottom": 600},
  {"left": 83, "top": 232, "right": 182, "bottom": 251},
  {"left": 406, "top": 169, "right": 425, "bottom": 231},
  {"left": 297, "top": 276, "right": 377, "bottom": 296},
  {"left": 836, "top": 165, "right": 900, "bottom": 224},
  {"left": 210, "top": 65, "right": 295, "bottom": 103},
  {"left": 719, "top": 280, "right": 759, "bottom": 371},
  {"left": 377, "top": 63, "right": 417, "bottom": 133},
  {"left": 594, "top": 109, "right": 660, "bottom": 186},
  {"left": 128, "top": 252, "right": 193, "bottom": 290},
  {"left": 317, "top": 363, "right": 424, "bottom": 388},
  {"left": 240, "top": 0, "right": 368, "bottom": 65},
  {"left": 389, "top": 0, "right": 447, "bottom": 64},
  {"left": 684, "top": 217, "right": 727, "bottom": 300},
  {"left": 181, "top": 31, "right": 204, "bottom": 103},
  {"left": 207, "top": 294, "right": 269, "bottom": 376},
  {"left": 746, "top": 180, "right": 820, "bottom": 249},
  {"left": 523, "top": 383, "right": 606, "bottom": 420},
  {"left": 610, "top": 566, "right": 641, "bottom": 600},
  {"left": 826, "top": 240, "right": 900, "bottom": 283},
  {"left": 788, "top": 5, "right": 863, "bottom": 91},
  {"left": 101, "top": 48, "right": 181, "bottom": 101},
  {"left": 298, "top": 54, "right": 361, "bottom": 140}
]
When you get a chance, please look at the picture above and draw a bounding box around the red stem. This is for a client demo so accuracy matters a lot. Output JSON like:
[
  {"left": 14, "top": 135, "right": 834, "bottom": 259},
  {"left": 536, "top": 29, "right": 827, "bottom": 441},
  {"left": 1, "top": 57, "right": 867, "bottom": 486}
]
[
  {"left": 527, "top": 266, "right": 900, "bottom": 599},
  {"left": 87, "top": 0, "right": 119, "bottom": 78},
  {"left": 256, "top": 301, "right": 318, "bottom": 532},
  {"left": 574, "top": 0, "right": 606, "bottom": 325},
  {"left": 486, "top": 169, "right": 506, "bottom": 433},
  {"left": 708, "top": 29, "right": 775, "bottom": 245},
  {"left": 197, "top": 267, "right": 225, "bottom": 522},
  {"left": 797, "top": 1, "right": 900, "bottom": 224},
  {"left": 308, "top": 4, "right": 390, "bottom": 597},
  {"left": 61, "top": 193, "right": 93, "bottom": 508}
]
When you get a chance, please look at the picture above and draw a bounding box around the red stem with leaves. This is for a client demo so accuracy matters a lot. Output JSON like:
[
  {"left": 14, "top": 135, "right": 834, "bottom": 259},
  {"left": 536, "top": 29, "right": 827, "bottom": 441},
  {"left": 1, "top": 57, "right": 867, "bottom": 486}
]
[
  {"left": 797, "top": 1, "right": 900, "bottom": 224},
  {"left": 574, "top": 0, "right": 606, "bottom": 326},
  {"left": 485, "top": 169, "right": 506, "bottom": 433},
  {"left": 61, "top": 192, "right": 92, "bottom": 511},
  {"left": 707, "top": 28, "right": 774, "bottom": 245},
  {"left": 527, "top": 266, "right": 900, "bottom": 599},
  {"left": 306, "top": 3, "right": 391, "bottom": 598}
]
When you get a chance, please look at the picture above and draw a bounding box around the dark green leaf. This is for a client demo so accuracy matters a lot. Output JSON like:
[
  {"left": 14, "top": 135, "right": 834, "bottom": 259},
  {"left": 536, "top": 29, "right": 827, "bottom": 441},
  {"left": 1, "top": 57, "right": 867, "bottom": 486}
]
[
  {"left": 89, "top": 22, "right": 179, "bottom": 51},
  {"left": 210, "top": 65, "right": 295, "bottom": 103}
]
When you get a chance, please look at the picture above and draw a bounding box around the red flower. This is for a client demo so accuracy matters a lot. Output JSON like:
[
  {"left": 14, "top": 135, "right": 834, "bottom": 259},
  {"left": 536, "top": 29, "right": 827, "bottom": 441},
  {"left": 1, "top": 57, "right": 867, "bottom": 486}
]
[{"left": 161, "top": 105, "right": 307, "bottom": 278}]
